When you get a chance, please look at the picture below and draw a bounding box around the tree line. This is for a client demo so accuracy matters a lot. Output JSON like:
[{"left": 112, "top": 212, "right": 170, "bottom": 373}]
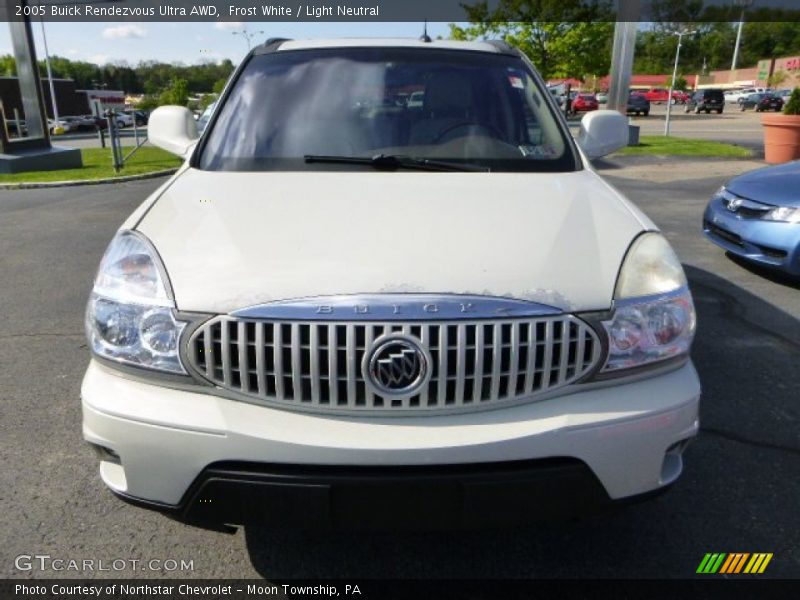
[
  {"left": 450, "top": 0, "right": 800, "bottom": 83},
  {"left": 0, "top": 54, "right": 234, "bottom": 99}
]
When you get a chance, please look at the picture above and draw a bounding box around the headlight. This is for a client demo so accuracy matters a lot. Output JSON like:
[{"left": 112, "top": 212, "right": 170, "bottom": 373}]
[
  {"left": 85, "top": 230, "right": 186, "bottom": 374},
  {"left": 600, "top": 233, "right": 696, "bottom": 375},
  {"left": 763, "top": 206, "right": 800, "bottom": 223}
]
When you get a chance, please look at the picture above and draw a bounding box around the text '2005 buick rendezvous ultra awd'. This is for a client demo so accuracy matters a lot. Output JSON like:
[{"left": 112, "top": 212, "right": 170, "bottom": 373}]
[{"left": 82, "top": 38, "right": 700, "bottom": 530}]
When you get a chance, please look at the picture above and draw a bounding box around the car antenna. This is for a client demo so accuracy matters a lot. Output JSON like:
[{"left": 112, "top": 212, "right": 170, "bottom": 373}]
[{"left": 420, "top": 21, "right": 432, "bottom": 43}]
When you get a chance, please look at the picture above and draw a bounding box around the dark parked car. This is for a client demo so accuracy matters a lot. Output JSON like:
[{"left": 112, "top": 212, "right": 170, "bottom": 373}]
[
  {"left": 685, "top": 89, "right": 725, "bottom": 114},
  {"left": 738, "top": 93, "right": 784, "bottom": 112},
  {"left": 703, "top": 161, "right": 800, "bottom": 277},
  {"left": 86, "top": 115, "right": 108, "bottom": 130},
  {"left": 123, "top": 109, "right": 149, "bottom": 126},
  {"left": 626, "top": 92, "right": 650, "bottom": 116},
  {"left": 60, "top": 115, "right": 97, "bottom": 132}
]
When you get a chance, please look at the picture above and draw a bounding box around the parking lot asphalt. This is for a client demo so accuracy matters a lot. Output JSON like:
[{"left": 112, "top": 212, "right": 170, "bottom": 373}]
[{"left": 0, "top": 158, "right": 798, "bottom": 580}]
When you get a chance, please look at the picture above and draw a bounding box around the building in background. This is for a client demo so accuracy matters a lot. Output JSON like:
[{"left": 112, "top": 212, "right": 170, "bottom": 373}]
[
  {"left": 0, "top": 76, "right": 125, "bottom": 121},
  {"left": 549, "top": 53, "right": 800, "bottom": 93},
  {"left": 81, "top": 88, "right": 125, "bottom": 114}
]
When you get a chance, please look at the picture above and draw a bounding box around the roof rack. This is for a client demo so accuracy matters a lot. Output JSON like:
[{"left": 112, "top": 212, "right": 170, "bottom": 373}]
[
  {"left": 254, "top": 38, "right": 292, "bottom": 55},
  {"left": 485, "top": 40, "right": 517, "bottom": 55}
]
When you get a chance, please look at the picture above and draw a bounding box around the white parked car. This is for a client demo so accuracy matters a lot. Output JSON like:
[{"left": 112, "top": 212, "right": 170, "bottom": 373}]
[
  {"left": 724, "top": 87, "right": 768, "bottom": 104},
  {"left": 113, "top": 112, "right": 134, "bottom": 128},
  {"left": 82, "top": 38, "right": 700, "bottom": 530}
]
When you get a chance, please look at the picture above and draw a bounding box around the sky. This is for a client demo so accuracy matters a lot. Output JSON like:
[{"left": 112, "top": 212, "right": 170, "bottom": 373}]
[{"left": 0, "top": 22, "right": 456, "bottom": 66}]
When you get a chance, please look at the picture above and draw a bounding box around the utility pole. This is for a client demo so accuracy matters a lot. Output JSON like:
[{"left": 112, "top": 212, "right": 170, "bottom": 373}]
[
  {"left": 731, "top": 0, "right": 754, "bottom": 72},
  {"left": 665, "top": 29, "right": 695, "bottom": 137},
  {"left": 232, "top": 29, "right": 265, "bottom": 52}
]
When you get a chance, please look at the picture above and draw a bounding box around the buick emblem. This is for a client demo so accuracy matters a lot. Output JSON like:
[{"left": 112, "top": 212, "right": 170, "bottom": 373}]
[{"left": 364, "top": 336, "right": 429, "bottom": 397}]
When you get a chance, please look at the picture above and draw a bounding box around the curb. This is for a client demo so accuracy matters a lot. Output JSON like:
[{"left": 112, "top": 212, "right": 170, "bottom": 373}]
[{"left": 0, "top": 168, "right": 178, "bottom": 190}]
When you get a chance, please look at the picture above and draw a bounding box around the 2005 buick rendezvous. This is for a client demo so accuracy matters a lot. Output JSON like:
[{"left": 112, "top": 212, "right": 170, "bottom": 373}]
[{"left": 82, "top": 38, "right": 700, "bottom": 529}]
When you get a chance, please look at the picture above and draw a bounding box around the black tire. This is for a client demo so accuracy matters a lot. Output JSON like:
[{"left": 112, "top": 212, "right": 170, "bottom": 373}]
[
  {"left": 717, "top": 109, "right": 723, "bottom": 114},
  {"left": 705, "top": 109, "right": 710, "bottom": 114},
  {"left": 643, "top": 111, "right": 649, "bottom": 117}
]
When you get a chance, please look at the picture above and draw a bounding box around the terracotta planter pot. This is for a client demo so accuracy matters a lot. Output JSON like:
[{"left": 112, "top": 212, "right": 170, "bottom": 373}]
[{"left": 762, "top": 113, "right": 800, "bottom": 164}]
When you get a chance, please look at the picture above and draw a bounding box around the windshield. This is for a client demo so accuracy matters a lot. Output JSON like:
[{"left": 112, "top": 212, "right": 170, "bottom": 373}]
[{"left": 197, "top": 47, "right": 577, "bottom": 172}]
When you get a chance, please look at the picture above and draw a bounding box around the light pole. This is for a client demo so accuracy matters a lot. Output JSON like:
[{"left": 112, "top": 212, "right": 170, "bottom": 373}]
[
  {"left": 731, "top": 0, "right": 754, "bottom": 72},
  {"left": 38, "top": 17, "right": 59, "bottom": 125},
  {"left": 232, "top": 29, "right": 265, "bottom": 52},
  {"left": 665, "top": 29, "right": 695, "bottom": 137}
]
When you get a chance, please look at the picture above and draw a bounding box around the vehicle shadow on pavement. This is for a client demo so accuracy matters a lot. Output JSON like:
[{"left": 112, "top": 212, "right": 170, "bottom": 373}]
[
  {"left": 243, "top": 265, "right": 800, "bottom": 579},
  {"left": 724, "top": 253, "right": 800, "bottom": 290}
]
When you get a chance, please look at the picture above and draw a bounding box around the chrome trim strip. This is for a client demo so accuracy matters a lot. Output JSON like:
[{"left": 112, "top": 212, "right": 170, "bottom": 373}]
[{"left": 231, "top": 294, "right": 563, "bottom": 321}]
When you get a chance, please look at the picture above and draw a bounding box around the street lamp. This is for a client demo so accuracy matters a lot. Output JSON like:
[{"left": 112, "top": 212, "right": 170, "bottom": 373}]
[
  {"left": 664, "top": 29, "right": 696, "bottom": 137},
  {"left": 731, "top": 0, "right": 755, "bottom": 72},
  {"left": 232, "top": 29, "right": 265, "bottom": 52},
  {"left": 38, "top": 17, "right": 59, "bottom": 124}
]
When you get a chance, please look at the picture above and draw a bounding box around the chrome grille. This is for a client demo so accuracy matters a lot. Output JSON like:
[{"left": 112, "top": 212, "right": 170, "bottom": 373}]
[{"left": 186, "top": 316, "right": 602, "bottom": 414}]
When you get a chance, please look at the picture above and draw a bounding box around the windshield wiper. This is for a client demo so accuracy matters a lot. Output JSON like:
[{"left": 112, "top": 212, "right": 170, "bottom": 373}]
[{"left": 304, "top": 153, "right": 490, "bottom": 172}]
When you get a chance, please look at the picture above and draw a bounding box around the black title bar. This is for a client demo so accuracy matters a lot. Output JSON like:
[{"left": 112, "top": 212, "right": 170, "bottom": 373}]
[{"left": 2, "top": 0, "right": 800, "bottom": 22}]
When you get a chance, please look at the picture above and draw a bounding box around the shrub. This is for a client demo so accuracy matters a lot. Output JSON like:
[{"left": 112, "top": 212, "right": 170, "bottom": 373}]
[{"left": 784, "top": 88, "right": 800, "bottom": 116}]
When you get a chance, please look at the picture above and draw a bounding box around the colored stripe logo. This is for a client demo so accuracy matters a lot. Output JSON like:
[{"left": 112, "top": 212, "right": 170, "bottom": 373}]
[{"left": 697, "top": 553, "right": 773, "bottom": 574}]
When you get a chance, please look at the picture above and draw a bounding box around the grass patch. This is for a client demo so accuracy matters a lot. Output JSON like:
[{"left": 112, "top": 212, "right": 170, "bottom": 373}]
[
  {"left": 0, "top": 146, "right": 181, "bottom": 184},
  {"left": 617, "top": 135, "right": 753, "bottom": 158}
]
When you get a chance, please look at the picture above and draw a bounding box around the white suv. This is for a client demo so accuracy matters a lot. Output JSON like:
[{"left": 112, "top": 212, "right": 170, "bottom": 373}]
[{"left": 82, "top": 38, "right": 700, "bottom": 530}]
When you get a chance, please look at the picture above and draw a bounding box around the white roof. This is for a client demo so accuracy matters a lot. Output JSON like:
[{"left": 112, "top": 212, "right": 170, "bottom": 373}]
[{"left": 277, "top": 38, "right": 507, "bottom": 53}]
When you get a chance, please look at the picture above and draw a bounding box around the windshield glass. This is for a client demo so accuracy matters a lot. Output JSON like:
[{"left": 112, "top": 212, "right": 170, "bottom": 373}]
[{"left": 197, "top": 47, "right": 576, "bottom": 172}]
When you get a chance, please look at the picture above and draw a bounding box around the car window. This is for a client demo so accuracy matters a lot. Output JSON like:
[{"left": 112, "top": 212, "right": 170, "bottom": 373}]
[{"left": 198, "top": 47, "right": 577, "bottom": 173}]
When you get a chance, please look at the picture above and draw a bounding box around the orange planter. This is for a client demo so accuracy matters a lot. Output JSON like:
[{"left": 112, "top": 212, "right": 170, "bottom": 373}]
[{"left": 762, "top": 113, "right": 800, "bottom": 164}]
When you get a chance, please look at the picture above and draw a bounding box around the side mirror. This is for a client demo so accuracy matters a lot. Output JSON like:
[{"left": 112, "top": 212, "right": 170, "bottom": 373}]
[
  {"left": 577, "top": 110, "right": 629, "bottom": 160},
  {"left": 148, "top": 106, "right": 199, "bottom": 158}
]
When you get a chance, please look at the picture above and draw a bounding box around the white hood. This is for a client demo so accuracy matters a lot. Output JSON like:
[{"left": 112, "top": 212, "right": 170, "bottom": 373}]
[{"left": 136, "top": 168, "right": 649, "bottom": 314}]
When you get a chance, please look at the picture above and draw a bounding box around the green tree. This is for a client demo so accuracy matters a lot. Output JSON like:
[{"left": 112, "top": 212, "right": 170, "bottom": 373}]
[
  {"left": 159, "top": 78, "right": 189, "bottom": 106},
  {"left": 767, "top": 70, "right": 788, "bottom": 89},
  {"left": 198, "top": 93, "right": 217, "bottom": 110},
  {"left": 136, "top": 95, "right": 160, "bottom": 111},
  {"left": 212, "top": 78, "right": 228, "bottom": 94},
  {"left": 449, "top": 0, "right": 614, "bottom": 81},
  {"left": 0, "top": 54, "right": 16, "bottom": 76}
]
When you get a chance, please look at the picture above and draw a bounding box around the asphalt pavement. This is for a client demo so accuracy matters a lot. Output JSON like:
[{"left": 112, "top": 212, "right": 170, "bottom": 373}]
[{"left": 0, "top": 157, "right": 798, "bottom": 579}]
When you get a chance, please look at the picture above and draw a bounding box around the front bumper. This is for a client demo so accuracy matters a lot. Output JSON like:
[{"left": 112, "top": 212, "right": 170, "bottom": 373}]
[
  {"left": 703, "top": 199, "right": 800, "bottom": 275},
  {"left": 82, "top": 359, "right": 700, "bottom": 526}
]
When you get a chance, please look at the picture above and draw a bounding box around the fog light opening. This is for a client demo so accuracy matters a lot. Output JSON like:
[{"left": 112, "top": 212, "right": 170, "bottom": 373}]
[{"left": 90, "top": 443, "right": 121, "bottom": 465}]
